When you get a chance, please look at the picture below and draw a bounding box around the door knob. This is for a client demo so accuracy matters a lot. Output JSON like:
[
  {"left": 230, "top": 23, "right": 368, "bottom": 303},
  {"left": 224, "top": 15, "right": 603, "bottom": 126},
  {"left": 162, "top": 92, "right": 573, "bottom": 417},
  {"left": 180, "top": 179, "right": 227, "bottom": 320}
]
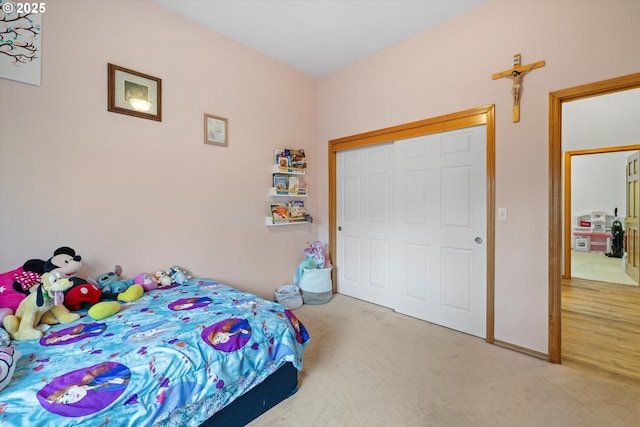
[
  {"left": 338, "top": 226, "right": 342, "bottom": 231},
  {"left": 475, "top": 237, "right": 483, "bottom": 244}
]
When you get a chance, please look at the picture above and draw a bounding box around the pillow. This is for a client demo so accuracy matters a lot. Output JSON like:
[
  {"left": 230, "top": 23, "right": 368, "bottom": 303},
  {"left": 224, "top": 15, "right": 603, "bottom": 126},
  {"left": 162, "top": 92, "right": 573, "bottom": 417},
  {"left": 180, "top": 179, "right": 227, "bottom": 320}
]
[
  {"left": 0, "top": 346, "right": 21, "bottom": 392},
  {"left": 0, "top": 267, "right": 27, "bottom": 313}
]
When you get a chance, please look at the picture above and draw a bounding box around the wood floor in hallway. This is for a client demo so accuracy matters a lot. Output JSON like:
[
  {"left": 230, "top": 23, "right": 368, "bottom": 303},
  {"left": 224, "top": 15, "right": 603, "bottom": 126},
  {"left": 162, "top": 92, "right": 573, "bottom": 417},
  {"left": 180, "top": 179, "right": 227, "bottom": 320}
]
[{"left": 562, "top": 277, "right": 640, "bottom": 381}]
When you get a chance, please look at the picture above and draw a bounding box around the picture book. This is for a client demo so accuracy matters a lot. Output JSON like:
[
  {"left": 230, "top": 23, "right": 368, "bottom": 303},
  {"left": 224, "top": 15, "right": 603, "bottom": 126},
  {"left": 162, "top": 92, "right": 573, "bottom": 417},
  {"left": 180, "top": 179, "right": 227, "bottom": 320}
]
[
  {"left": 275, "top": 148, "right": 306, "bottom": 171},
  {"left": 270, "top": 203, "right": 289, "bottom": 223},
  {"left": 288, "top": 200, "right": 307, "bottom": 221},
  {"left": 297, "top": 178, "right": 307, "bottom": 195},
  {"left": 278, "top": 155, "right": 290, "bottom": 168},
  {"left": 273, "top": 174, "right": 289, "bottom": 194},
  {"left": 288, "top": 176, "right": 299, "bottom": 194},
  {"left": 289, "top": 149, "right": 306, "bottom": 170}
]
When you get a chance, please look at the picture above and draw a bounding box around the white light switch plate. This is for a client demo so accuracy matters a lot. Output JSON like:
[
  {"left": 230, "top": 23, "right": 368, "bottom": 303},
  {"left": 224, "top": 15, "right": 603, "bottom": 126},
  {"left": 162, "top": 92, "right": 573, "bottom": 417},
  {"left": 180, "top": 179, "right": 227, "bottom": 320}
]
[{"left": 498, "top": 208, "right": 508, "bottom": 221}]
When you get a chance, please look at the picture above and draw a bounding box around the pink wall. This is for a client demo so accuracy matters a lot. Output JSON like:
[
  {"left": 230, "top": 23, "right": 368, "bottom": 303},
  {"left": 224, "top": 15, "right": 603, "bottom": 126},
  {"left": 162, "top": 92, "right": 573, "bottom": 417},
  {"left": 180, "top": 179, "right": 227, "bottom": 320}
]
[
  {"left": 0, "top": 0, "right": 318, "bottom": 298},
  {"left": 2, "top": 0, "right": 640, "bottom": 355},
  {"left": 316, "top": 0, "right": 640, "bottom": 352}
]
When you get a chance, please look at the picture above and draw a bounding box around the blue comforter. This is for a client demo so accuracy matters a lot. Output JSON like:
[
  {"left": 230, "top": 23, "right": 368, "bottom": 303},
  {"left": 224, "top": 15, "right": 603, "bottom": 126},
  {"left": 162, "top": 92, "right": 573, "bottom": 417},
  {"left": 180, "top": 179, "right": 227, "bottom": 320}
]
[{"left": 0, "top": 278, "right": 309, "bottom": 426}]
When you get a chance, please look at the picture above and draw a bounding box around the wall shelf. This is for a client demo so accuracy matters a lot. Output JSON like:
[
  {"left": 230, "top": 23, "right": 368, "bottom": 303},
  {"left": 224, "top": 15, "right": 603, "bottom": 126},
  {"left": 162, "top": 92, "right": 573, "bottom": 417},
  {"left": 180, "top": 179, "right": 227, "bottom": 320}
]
[
  {"left": 270, "top": 188, "right": 307, "bottom": 197},
  {"left": 268, "top": 149, "right": 309, "bottom": 226},
  {"left": 272, "top": 165, "right": 305, "bottom": 175},
  {"left": 265, "top": 217, "right": 311, "bottom": 226}
]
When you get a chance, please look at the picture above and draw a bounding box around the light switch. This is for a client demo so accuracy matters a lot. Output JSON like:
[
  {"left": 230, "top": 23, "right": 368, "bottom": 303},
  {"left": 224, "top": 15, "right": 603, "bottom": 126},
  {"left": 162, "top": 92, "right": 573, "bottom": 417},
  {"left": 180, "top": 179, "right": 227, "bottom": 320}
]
[{"left": 498, "top": 207, "right": 508, "bottom": 221}]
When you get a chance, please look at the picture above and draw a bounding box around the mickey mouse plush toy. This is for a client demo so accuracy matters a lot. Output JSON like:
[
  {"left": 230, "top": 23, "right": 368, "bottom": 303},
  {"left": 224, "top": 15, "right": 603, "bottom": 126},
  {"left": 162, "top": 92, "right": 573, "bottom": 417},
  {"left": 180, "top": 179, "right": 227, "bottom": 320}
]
[
  {"left": 38, "top": 247, "right": 105, "bottom": 309},
  {"left": 13, "top": 246, "right": 86, "bottom": 292},
  {"left": 13, "top": 246, "right": 101, "bottom": 310},
  {"left": 44, "top": 246, "right": 84, "bottom": 283},
  {"left": 11, "top": 247, "right": 96, "bottom": 325},
  {"left": 13, "top": 247, "right": 142, "bottom": 320}
]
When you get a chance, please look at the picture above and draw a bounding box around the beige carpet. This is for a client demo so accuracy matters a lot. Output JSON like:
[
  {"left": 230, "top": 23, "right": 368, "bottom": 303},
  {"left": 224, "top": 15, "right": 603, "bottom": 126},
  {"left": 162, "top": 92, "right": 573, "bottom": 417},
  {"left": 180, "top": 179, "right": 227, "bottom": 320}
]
[
  {"left": 571, "top": 250, "right": 638, "bottom": 286},
  {"left": 249, "top": 294, "right": 640, "bottom": 427}
]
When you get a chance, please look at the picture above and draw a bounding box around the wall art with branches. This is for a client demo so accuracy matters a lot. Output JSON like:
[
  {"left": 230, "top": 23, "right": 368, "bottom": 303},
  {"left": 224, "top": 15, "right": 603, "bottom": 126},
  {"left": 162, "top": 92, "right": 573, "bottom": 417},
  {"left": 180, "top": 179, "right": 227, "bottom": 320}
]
[{"left": 0, "top": 1, "right": 43, "bottom": 86}]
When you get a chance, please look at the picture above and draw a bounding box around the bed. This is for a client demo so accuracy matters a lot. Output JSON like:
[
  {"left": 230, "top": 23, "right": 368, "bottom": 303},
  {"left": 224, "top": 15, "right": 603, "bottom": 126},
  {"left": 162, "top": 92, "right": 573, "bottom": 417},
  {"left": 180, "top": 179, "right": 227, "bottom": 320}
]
[{"left": 0, "top": 278, "right": 309, "bottom": 426}]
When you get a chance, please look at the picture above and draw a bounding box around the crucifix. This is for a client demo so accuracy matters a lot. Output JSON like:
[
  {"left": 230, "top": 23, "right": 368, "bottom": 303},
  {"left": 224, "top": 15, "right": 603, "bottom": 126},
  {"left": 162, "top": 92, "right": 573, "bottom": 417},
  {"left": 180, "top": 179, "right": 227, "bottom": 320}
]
[{"left": 492, "top": 53, "right": 545, "bottom": 122}]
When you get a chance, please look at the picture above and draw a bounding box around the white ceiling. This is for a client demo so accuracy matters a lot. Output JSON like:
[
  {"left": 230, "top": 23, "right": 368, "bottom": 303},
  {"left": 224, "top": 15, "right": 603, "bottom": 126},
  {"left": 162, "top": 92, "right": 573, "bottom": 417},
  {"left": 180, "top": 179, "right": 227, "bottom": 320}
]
[{"left": 153, "top": 0, "right": 490, "bottom": 77}]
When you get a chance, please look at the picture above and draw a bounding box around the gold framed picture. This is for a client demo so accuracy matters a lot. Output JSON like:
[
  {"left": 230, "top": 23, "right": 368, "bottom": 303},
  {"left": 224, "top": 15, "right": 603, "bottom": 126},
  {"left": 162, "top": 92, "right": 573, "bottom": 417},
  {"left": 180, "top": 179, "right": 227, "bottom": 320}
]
[
  {"left": 204, "top": 113, "right": 228, "bottom": 147},
  {"left": 107, "top": 63, "right": 162, "bottom": 121}
]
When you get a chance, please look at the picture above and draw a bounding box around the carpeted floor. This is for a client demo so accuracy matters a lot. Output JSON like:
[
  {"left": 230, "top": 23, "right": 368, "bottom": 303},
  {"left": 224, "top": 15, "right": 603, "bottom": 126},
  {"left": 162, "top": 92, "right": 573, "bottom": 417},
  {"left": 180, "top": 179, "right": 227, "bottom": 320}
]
[
  {"left": 249, "top": 294, "right": 640, "bottom": 427},
  {"left": 571, "top": 250, "right": 638, "bottom": 286}
]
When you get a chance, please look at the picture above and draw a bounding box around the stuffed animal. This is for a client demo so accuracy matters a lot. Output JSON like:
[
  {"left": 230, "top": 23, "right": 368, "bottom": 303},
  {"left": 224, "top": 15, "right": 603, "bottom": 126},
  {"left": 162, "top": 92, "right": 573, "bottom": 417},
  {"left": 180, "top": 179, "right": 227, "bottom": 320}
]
[
  {"left": 11, "top": 246, "right": 86, "bottom": 294},
  {"left": 6, "top": 247, "right": 87, "bottom": 325},
  {"left": 63, "top": 282, "right": 143, "bottom": 320},
  {"left": 11, "top": 247, "right": 98, "bottom": 316},
  {"left": 0, "top": 346, "right": 20, "bottom": 392},
  {"left": 0, "top": 325, "right": 10, "bottom": 347},
  {"left": 9, "top": 247, "right": 142, "bottom": 321},
  {"left": 0, "top": 308, "right": 11, "bottom": 324},
  {"left": 304, "top": 241, "right": 325, "bottom": 268},
  {"left": 133, "top": 273, "right": 158, "bottom": 291},
  {"left": 39, "top": 248, "right": 143, "bottom": 317},
  {"left": 82, "top": 265, "right": 143, "bottom": 320},
  {"left": 154, "top": 270, "right": 173, "bottom": 287},
  {"left": 43, "top": 246, "right": 84, "bottom": 281},
  {"left": 3, "top": 272, "right": 80, "bottom": 341},
  {"left": 294, "top": 256, "right": 317, "bottom": 285},
  {"left": 88, "top": 265, "right": 131, "bottom": 294},
  {"left": 0, "top": 308, "right": 12, "bottom": 346},
  {"left": 169, "top": 266, "right": 191, "bottom": 284}
]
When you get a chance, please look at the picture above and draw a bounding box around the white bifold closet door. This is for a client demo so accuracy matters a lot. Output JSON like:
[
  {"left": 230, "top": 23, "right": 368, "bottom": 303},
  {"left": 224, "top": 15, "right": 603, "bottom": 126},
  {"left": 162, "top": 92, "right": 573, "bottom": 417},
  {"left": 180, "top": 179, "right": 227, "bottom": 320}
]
[{"left": 336, "top": 125, "right": 487, "bottom": 338}]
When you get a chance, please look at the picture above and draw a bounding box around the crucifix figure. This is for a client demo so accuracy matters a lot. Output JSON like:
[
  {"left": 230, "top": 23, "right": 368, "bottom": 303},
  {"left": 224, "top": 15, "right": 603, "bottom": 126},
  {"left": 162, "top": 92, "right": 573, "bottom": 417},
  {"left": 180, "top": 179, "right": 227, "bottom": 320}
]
[{"left": 492, "top": 53, "right": 545, "bottom": 122}]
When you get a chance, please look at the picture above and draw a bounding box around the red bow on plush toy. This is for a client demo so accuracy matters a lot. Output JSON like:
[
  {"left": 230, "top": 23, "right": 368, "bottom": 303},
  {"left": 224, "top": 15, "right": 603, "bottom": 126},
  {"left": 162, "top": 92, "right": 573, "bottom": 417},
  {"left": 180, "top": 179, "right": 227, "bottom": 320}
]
[{"left": 13, "top": 271, "right": 41, "bottom": 291}]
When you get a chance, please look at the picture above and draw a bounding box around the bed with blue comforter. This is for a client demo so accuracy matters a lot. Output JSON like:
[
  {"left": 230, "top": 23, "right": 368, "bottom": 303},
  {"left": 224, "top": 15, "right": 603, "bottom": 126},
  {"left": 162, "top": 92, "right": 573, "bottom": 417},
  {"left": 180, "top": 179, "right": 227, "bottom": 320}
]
[{"left": 0, "top": 278, "right": 309, "bottom": 426}]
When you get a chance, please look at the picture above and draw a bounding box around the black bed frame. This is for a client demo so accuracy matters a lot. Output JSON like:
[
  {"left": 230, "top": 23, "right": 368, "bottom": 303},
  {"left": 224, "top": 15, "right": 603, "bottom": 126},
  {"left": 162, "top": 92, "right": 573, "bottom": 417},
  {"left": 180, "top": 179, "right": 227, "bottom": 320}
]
[{"left": 200, "top": 362, "right": 299, "bottom": 427}]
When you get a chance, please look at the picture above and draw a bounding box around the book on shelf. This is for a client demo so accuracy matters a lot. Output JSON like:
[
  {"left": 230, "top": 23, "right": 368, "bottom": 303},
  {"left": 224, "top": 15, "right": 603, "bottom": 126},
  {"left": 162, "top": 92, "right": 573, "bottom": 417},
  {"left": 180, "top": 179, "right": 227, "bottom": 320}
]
[
  {"left": 277, "top": 154, "right": 290, "bottom": 168},
  {"left": 270, "top": 203, "right": 289, "bottom": 223},
  {"left": 287, "top": 176, "right": 299, "bottom": 194},
  {"left": 288, "top": 200, "right": 307, "bottom": 222},
  {"left": 274, "top": 148, "right": 306, "bottom": 171},
  {"left": 273, "top": 174, "right": 289, "bottom": 194},
  {"left": 297, "top": 178, "right": 307, "bottom": 195},
  {"left": 289, "top": 149, "right": 306, "bottom": 170}
]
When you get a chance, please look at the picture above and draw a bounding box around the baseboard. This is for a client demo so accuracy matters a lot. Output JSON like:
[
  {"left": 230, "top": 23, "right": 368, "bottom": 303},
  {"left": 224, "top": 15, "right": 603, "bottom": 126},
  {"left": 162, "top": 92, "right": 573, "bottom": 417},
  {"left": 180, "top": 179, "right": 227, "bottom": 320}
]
[{"left": 493, "top": 339, "right": 549, "bottom": 361}]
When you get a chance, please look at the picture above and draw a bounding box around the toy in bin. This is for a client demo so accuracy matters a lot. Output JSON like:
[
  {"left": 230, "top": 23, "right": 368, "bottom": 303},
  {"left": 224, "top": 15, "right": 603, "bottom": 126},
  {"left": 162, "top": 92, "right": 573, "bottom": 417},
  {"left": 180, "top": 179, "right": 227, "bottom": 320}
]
[{"left": 295, "top": 241, "right": 332, "bottom": 305}]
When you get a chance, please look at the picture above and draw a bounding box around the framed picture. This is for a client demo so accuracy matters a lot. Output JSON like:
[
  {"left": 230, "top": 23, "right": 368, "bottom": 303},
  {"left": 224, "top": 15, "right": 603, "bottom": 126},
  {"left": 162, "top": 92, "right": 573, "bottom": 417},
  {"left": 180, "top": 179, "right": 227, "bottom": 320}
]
[
  {"left": 204, "top": 113, "right": 228, "bottom": 147},
  {"left": 108, "top": 63, "right": 162, "bottom": 121}
]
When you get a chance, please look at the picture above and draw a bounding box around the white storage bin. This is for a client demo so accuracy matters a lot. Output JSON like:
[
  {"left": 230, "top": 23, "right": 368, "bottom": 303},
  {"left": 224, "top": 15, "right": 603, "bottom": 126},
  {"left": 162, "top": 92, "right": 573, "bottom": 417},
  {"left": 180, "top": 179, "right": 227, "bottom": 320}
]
[{"left": 298, "top": 266, "right": 332, "bottom": 305}]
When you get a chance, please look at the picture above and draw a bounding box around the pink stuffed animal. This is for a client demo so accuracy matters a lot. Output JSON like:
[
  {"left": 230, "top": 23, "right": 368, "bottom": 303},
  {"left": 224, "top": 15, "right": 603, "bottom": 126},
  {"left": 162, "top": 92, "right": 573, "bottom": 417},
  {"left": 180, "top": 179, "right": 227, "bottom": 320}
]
[{"left": 133, "top": 273, "right": 158, "bottom": 291}]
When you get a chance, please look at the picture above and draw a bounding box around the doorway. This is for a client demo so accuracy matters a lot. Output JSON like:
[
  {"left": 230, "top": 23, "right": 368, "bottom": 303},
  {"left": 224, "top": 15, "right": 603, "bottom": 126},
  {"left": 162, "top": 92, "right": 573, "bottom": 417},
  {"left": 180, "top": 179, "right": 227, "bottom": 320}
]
[
  {"left": 564, "top": 147, "right": 640, "bottom": 286},
  {"left": 329, "top": 105, "right": 496, "bottom": 342},
  {"left": 548, "top": 72, "right": 640, "bottom": 363}
]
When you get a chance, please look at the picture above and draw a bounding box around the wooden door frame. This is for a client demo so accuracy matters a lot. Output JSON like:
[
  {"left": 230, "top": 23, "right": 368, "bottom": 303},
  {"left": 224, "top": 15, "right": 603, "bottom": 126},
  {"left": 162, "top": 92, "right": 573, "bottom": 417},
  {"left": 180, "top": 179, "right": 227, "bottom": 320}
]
[
  {"left": 563, "top": 145, "right": 640, "bottom": 281},
  {"left": 549, "top": 72, "right": 640, "bottom": 363},
  {"left": 328, "top": 105, "right": 496, "bottom": 343},
  {"left": 626, "top": 152, "right": 640, "bottom": 282}
]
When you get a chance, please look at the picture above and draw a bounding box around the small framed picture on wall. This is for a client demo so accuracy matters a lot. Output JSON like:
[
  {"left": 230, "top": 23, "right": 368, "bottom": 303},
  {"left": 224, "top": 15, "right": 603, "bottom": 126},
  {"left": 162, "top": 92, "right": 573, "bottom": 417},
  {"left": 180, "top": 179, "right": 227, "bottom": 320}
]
[
  {"left": 107, "top": 63, "right": 162, "bottom": 121},
  {"left": 204, "top": 113, "right": 228, "bottom": 147}
]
